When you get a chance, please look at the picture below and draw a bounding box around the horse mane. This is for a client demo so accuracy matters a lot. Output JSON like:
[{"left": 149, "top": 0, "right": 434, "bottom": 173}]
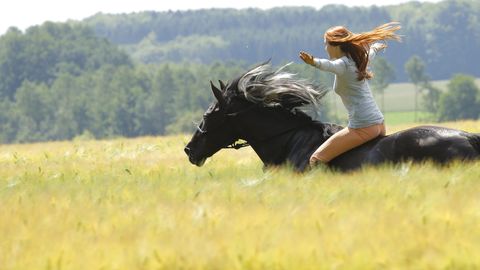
[{"left": 231, "top": 61, "right": 329, "bottom": 110}]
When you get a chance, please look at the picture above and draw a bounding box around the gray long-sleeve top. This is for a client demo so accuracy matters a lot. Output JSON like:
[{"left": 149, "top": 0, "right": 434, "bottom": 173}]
[{"left": 313, "top": 48, "right": 384, "bottom": 128}]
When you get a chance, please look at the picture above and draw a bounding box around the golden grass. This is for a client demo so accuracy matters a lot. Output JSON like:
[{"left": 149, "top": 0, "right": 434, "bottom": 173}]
[{"left": 1, "top": 121, "right": 480, "bottom": 269}]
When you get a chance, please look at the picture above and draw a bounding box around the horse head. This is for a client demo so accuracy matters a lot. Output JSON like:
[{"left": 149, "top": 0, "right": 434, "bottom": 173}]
[
  {"left": 184, "top": 80, "right": 241, "bottom": 166},
  {"left": 185, "top": 62, "right": 328, "bottom": 167}
]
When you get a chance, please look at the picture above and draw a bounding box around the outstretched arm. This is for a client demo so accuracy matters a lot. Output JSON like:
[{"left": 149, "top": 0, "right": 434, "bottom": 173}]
[
  {"left": 369, "top": 43, "right": 387, "bottom": 60},
  {"left": 299, "top": 51, "right": 346, "bottom": 75}
]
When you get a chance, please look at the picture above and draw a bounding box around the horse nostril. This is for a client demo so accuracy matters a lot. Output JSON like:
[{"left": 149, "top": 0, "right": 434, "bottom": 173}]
[{"left": 184, "top": 147, "right": 191, "bottom": 155}]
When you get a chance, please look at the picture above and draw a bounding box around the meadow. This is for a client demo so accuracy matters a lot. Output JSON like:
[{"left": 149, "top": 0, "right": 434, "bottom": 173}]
[{"left": 1, "top": 120, "right": 480, "bottom": 269}]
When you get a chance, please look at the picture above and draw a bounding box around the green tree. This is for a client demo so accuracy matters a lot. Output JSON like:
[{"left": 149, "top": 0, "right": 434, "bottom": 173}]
[
  {"left": 0, "top": 22, "right": 131, "bottom": 101},
  {"left": 13, "top": 82, "right": 54, "bottom": 142},
  {"left": 153, "top": 64, "right": 177, "bottom": 134},
  {"left": 49, "top": 73, "right": 90, "bottom": 140},
  {"left": 0, "top": 100, "right": 16, "bottom": 143},
  {"left": 0, "top": 28, "right": 27, "bottom": 99},
  {"left": 421, "top": 83, "right": 441, "bottom": 120},
  {"left": 405, "top": 55, "right": 429, "bottom": 122},
  {"left": 371, "top": 57, "right": 395, "bottom": 112},
  {"left": 437, "top": 74, "right": 480, "bottom": 121}
]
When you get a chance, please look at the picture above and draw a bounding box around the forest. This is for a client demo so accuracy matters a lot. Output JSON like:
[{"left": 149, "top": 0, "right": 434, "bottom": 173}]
[
  {"left": 0, "top": 0, "right": 479, "bottom": 144},
  {"left": 82, "top": 0, "right": 480, "bottom": 80}
]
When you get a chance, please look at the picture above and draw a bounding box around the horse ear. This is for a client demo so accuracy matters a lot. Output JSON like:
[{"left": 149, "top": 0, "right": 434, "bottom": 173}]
[
  {"left": 210, "top": 81, "right": 226, "bottom": 109},
  {"left": 218, "top": 80, "right": 226, "bottom": 90}
]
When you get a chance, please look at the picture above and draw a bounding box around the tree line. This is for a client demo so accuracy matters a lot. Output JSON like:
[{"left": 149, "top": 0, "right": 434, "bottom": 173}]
[
  {"left": 82, "top": 0, "right": 480, "bottom": 81},
  {"left": 0, "top": 23, "right": 337, "bottom": 143}
]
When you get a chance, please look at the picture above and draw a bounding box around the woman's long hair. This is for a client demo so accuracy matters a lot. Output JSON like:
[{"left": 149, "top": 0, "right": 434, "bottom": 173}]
[{"left": 325, "top": 22, "right": 401, "bottom": 81}]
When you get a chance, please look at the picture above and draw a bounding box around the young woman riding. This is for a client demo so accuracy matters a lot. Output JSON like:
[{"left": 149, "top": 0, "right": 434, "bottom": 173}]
[{"left": 299, "top": 22, "right": 401, "bottom": 167}]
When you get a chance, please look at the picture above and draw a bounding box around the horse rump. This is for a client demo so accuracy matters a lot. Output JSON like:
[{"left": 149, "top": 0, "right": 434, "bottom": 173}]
[{"left": 467, "top": 133, "right": 480, "bottom": 156}]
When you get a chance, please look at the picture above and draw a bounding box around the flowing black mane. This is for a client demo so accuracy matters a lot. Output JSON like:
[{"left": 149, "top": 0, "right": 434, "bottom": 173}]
[{"left": 226, "top": 62, "right": 329, "bottom": 116}]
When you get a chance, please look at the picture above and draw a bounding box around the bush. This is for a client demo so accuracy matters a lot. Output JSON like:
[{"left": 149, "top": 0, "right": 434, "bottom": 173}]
[{"left": 437, "top": 74, "right": 480, "bottom": 122}]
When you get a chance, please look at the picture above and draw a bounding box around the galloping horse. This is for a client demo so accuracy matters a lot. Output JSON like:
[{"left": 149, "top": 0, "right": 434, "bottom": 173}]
[{"left": 185, "top": 62, "right": 480, "bottom": 172}]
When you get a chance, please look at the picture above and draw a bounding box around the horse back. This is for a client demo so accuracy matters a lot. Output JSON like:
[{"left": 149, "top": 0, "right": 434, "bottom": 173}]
[
  {"left": 329, "top": 125, "right": 480, "bottom": 171},
  {"left": 375, "top": 125, "right": 480, "bottom": 164}
]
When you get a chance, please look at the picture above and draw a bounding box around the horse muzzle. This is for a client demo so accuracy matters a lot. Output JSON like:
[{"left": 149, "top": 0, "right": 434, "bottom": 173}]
[{"left": 184, "top": 146, "right": 207, "bottom": 166}]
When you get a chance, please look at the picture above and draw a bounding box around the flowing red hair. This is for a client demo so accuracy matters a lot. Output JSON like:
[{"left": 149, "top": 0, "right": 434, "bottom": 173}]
[{"left": 324, "top": 22, "right": 401, "bottom": 81}]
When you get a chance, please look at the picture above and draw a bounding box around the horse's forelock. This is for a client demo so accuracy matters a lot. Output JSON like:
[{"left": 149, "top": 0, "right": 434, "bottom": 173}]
[{"left": 235, "top": 62, "right": 328, "bottom": 109}]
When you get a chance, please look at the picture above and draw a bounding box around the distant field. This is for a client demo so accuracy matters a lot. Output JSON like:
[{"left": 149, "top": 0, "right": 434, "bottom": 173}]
[
  {"left": 384, "top": 111, "right": 433, "bottom": 126},
  {"left": 381, "top": 79, "right": 450, "bottom": 112},
  {"left": 1, "top": 121, "right": 480, "bottom": 269}
]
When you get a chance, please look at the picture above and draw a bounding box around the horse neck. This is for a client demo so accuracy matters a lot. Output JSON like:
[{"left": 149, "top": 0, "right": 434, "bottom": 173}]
[{"left": 233, "top": 106, "right": 334, "bottom": 167}]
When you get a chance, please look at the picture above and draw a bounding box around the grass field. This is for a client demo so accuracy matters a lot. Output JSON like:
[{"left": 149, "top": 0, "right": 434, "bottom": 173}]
[{"left": 1, "top": 120, "right": 480, "bottom": 269}]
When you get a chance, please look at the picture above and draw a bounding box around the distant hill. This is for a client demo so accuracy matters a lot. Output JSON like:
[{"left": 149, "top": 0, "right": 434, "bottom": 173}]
[{"left": 81, "top": 0, "right": 480, "bottom": 81}]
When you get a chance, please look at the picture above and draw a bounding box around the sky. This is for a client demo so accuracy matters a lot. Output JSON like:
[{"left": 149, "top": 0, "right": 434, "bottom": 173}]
[{"left": 0, "top": 0, "right": 443, "bottom": 35}]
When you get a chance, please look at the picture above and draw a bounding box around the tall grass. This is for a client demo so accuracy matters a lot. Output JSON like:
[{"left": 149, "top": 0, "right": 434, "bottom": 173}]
[{"left": 1, "top": 121, "right": 479, "bottom": 269}]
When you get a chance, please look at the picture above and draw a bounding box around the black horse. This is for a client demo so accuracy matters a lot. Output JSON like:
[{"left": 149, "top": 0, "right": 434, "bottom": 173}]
[{"left": 185, "top": 62, "right": 480, "bottom": 172}]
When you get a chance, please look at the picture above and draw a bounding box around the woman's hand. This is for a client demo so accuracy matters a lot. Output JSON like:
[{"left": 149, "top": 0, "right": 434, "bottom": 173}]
[
  {"left": 371, "top": 43, "right": 387, "bottom": 52},
  {"left": 299, "top": 51, "right": 315, "bottom": 66}
]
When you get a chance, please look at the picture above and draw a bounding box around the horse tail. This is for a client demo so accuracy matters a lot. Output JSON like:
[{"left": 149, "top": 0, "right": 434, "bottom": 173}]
[{"left": 468, "top": 133, "right": 480, "bottom": 155}]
